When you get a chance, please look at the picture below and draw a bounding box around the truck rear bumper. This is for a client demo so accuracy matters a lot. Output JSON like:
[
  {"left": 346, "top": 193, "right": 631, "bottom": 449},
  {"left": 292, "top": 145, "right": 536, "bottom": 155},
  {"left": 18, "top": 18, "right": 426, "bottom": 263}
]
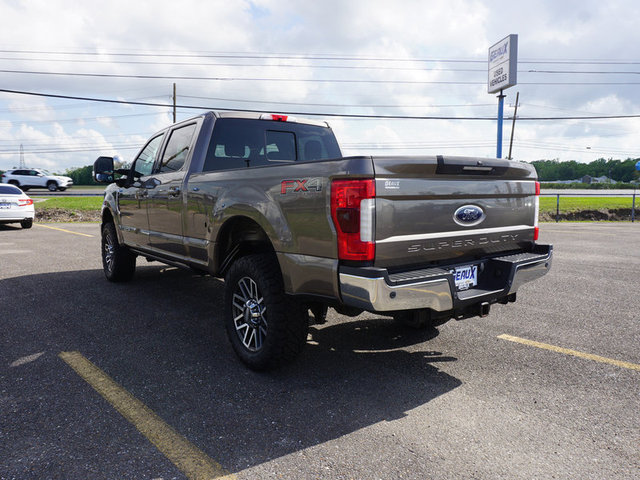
[{"left": 339, "top": 244, "right": 552, "bottom": 313}]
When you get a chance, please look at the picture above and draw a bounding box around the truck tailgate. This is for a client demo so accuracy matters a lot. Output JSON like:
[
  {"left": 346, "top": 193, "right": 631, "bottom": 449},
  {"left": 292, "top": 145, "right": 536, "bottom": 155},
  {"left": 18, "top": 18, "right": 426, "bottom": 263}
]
[{"left": 373, "top": 155, "right": 538, "bottom": 268}]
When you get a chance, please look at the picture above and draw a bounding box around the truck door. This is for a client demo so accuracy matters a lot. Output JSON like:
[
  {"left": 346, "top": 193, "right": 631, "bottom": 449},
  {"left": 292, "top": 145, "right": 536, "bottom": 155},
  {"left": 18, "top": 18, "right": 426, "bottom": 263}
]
[
  {"left": 118, "top": 133, "right": 165, "bottom": 249},
  {"left": 146, "top": 122, "right": 198, "bottom": 257}
]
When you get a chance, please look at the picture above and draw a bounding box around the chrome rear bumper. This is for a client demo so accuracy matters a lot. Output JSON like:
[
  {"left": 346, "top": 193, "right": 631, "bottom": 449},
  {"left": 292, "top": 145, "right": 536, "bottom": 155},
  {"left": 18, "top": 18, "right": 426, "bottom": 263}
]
[{"left": 339, "top": 244, "right": 553, "bottom": 313}]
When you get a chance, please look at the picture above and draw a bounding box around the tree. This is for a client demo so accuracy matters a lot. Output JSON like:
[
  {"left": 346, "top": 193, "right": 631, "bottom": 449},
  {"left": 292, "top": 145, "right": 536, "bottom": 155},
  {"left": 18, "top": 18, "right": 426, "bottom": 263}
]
[{"left": 64, "top": 165, "right": 98, "bottom": 185}]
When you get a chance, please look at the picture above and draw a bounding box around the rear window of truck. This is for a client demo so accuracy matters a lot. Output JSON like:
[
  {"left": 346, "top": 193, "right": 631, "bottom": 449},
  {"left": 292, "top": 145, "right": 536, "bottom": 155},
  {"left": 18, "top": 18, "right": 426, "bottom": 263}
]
[{"left": 203, "top": 118, "right": 341, "bottom": 172}]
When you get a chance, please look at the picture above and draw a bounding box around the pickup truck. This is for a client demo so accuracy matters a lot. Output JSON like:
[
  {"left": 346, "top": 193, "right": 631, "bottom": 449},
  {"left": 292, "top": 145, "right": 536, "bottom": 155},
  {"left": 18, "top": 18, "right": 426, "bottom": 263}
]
[{"left": 93, "top": 111, "right": 552, "bottom": 370}]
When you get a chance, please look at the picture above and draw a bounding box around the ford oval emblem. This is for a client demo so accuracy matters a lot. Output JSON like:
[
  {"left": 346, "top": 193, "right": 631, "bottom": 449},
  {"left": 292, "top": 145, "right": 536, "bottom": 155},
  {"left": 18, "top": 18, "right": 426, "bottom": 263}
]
[{"left": 454, "top": 205, "right": 485, "bottom": 226}]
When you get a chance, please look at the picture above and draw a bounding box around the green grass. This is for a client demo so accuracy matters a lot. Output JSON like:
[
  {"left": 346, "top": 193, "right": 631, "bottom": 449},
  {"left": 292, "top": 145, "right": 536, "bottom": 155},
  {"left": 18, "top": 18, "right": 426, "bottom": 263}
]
[
  {"left": 33, "top": 196, "right": 103, "bottom": 211},
  {"left": 30, "top": 194, "right": 635, "bottom": 217},
  {"left": 540, "top": 196, "right": 634, "bottom": 213}
]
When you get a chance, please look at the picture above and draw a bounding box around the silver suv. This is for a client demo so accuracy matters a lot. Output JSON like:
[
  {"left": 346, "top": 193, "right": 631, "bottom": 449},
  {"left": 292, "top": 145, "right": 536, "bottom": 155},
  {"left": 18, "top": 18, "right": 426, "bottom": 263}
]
[{"left": 1, "top": 168, "right": 73, "bottom": 192}]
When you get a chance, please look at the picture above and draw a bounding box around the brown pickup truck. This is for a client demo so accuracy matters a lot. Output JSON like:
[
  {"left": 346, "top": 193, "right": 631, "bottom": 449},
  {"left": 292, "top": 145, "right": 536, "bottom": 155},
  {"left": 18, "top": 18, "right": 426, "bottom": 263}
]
[{"left": 93, "top": 111, "right": 552, "bottom": 370}]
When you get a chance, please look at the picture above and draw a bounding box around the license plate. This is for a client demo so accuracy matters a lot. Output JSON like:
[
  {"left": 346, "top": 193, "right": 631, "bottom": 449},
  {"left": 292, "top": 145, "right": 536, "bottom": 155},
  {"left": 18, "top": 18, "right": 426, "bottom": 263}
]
[
  {"left": 454, "top": 265, "right": 478, "bottom": 290},
  {"left": 0, "top": 202, "right": 10, "bottom": 209}
]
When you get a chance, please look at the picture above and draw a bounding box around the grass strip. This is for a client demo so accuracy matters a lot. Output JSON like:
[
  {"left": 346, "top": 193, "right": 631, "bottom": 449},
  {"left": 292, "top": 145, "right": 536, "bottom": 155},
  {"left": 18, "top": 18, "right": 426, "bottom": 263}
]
[
  {"left": 540, "top": 196, "right": 634, "bottom": 213},
  {"left": 33, "top": 196, "right": 103, "bottom": 211}
]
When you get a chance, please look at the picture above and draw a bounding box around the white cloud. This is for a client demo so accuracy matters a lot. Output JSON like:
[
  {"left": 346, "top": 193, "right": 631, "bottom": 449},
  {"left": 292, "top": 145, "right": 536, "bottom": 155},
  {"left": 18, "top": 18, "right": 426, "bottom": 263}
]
[{"left": 1, "top": 0, "right": 640, "bottom": 172}]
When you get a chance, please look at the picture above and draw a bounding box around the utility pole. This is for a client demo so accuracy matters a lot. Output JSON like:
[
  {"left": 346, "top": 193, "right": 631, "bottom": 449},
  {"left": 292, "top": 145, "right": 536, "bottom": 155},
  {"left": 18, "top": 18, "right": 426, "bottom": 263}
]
[
  {"left": 19, "top": 143, "right": 24, "bottom": 168},
  {"left": 172, "top": 83, "right": 176, "bottom": 123},
  {"left": 507, "top": 91, "right": 520, "bottom": 160}
]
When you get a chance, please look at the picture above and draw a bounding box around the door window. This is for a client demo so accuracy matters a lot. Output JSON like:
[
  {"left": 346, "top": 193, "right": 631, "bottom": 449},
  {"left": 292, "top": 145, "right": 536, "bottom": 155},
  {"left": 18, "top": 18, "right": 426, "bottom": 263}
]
[
  {"left": 159, "top": 124, "right": 197, "bottom": 173},
  {"left": 133, "top": 134, "right": 164, "bottom": 177}
]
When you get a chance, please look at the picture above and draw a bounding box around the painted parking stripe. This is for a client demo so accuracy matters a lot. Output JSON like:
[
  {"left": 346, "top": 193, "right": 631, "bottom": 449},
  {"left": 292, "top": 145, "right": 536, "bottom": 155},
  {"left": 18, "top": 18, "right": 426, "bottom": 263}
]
[
  {"left": 36, "top": 224, "right": 94, "bottom": 237},
  {"left": 59, "top": 351, "right": 235, "bottom": 480},
  {"left": 498, "top": 334, "right": 640, "bottom": 372}
]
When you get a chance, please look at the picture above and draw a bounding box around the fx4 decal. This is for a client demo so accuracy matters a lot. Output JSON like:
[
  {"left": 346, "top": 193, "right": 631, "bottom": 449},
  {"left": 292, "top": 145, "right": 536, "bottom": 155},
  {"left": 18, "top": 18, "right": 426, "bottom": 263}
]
[{"left": 281, "top": 178, "right": 323, "bottom": 194}]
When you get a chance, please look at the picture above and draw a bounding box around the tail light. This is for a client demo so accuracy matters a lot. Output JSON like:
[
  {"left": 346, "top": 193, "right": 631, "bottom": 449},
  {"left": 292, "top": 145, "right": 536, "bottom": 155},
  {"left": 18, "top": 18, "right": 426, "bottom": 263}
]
[
  {"left": 260, "top": 113, "right": 295, "bottom": 122},
  {"left": 330, "top": 179, "right": 375, "bottom": 261},
  {"left": 534, "top": 181, "right": 540, "bottom": 241},
  {"left": 19, "top": 198, "right": 33, "bottom": 207}
]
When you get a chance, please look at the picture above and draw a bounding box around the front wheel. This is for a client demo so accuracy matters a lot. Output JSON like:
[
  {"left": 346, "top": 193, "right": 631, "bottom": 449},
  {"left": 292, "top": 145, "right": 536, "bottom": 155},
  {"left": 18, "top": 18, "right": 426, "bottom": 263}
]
[
  {"left": 224, "top": 254, "right": 308, "bottom": 370},
  {"left": 47, "top": 182, "right": 58, "bottom": 192},
  {"left": 101, "top": 222, "right": 136, "bottom": 282}
]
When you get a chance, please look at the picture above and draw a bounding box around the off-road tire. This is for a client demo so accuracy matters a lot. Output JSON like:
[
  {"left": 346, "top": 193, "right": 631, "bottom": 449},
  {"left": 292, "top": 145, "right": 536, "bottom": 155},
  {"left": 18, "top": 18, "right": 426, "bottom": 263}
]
[
  {"left": 224, "top": 254, "right": 308, "bottom": 370},
  {"left": 101, "top": 222, "right": 136, "bottom": 282}
]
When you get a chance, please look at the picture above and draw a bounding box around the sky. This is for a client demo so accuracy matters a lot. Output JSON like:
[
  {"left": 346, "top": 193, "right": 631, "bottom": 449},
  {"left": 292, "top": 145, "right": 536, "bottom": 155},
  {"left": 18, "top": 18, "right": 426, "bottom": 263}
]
[{"left": 1, "top": 0, "right": 640, "bottom": 173}]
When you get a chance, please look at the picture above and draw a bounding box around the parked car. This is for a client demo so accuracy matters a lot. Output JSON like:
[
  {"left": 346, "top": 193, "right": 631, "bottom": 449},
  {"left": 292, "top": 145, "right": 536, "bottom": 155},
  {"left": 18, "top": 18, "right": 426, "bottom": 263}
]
[
  {"left": 0, "top": 184, "right": 34, "bottom": 228},
  {"left": 1, "top": 168, "right": 73, "bottom": 192}
]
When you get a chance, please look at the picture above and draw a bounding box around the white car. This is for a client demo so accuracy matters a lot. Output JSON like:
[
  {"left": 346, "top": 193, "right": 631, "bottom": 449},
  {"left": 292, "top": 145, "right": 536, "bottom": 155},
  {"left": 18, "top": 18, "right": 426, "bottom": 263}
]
[
  {"left": 0, "top": 184, "right": 35, "bottom": 228},
  {"left": 1, "top": 168, "right": 73, "bottom": 192}
]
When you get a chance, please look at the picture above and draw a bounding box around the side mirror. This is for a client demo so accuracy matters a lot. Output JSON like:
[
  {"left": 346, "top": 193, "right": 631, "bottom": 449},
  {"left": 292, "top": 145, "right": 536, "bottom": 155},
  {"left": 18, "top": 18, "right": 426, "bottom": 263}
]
[{"left": 94, "top": 156, "right": 115, "bottom": 183}]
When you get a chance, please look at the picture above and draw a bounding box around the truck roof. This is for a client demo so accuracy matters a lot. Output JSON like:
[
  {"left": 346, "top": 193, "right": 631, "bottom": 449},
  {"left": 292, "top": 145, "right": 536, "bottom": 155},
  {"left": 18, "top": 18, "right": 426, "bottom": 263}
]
[{"left": 213, "top": 111, "right": 331, "bottom": 128}]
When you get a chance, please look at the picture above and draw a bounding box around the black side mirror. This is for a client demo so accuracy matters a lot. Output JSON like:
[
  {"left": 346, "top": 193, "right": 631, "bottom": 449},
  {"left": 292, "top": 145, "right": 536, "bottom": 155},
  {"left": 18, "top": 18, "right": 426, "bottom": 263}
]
[{"left": 93, "top": 156, "right": 115, "bottom": 183}]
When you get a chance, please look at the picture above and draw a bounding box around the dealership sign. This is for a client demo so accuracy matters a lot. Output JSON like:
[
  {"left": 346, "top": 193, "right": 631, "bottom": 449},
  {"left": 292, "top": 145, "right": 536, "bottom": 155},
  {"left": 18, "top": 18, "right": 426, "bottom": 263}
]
[{"left": 488, "top": 34, "right": 518, "bottom": 93}]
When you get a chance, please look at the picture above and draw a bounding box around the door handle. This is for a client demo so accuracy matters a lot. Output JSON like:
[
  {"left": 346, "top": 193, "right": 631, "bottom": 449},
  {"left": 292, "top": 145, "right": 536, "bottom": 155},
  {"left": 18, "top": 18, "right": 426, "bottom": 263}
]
[{"left": 168, "top": 187, "right": 181, "bottom": 197}]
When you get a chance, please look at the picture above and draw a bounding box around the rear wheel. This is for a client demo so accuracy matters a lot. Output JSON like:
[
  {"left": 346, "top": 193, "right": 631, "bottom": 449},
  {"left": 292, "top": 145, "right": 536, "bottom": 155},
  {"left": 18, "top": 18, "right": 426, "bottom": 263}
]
[
  {"left": 101, "top": 222, "right": 136, "bottom": 282},
  {"left": 8, "top": 180, "right": 19, "bottom": 188},
  {"left": 20, "top": 218, "right": 33, "bottom": 229},
  {"left": 224, "top": 254, "right": 308, "bottom": 370}
]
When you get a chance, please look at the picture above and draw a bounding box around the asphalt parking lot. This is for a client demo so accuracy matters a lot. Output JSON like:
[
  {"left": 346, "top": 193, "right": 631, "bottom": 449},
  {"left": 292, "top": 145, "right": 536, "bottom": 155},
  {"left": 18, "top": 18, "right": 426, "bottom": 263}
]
[{"left": 1, "top": 222, "right": 639, "bottom": 479}]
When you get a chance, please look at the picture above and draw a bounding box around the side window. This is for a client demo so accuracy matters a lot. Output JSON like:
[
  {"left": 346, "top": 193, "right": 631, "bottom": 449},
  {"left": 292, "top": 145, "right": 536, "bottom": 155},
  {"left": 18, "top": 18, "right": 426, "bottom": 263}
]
[
  {"left": 158, "top": 123, "right": 197, "bottom": 173},
  {"left": 133, "top": 134, "right": 164, "bottom": 177},
  {"left": 266, "top": 130, "right": 296, "bottom": 162},
  {"left": 204, "top": 119, "right": 264, "bottom": 171}
]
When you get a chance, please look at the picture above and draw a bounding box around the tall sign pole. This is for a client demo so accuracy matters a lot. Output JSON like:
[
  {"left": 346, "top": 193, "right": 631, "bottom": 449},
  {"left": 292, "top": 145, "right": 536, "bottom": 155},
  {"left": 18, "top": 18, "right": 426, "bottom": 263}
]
[
  {"left": 496, "top": 90, "right": 505, "bottom": 158},
  {"left": 488, "top": 34, "right": 518, "bottom": 158}
]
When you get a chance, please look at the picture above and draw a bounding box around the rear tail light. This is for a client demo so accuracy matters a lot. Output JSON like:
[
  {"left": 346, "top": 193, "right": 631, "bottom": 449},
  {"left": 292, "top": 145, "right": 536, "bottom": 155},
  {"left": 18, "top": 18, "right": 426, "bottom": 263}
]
[
  {"left": 330, "top": 179, "right": 375, "bottom": 261},
  {"left": 19, "top": 198, "right": 33, "bottom": 207},
  {"left": 534, "top": 181, "right": 540, "bottom": 241}
]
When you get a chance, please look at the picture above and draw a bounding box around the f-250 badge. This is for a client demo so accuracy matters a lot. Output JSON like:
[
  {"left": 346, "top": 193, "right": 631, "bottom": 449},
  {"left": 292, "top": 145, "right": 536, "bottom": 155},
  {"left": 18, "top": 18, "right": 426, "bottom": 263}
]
[{"left": 281, "top": 178, "right": 322, "bottom": 194}]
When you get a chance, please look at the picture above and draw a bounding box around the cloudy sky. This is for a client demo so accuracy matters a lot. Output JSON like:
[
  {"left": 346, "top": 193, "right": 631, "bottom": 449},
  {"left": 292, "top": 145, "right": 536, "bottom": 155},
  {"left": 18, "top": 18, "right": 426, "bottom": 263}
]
[{"left": 1, "top": 0, "right": 640, "bottom": 173}]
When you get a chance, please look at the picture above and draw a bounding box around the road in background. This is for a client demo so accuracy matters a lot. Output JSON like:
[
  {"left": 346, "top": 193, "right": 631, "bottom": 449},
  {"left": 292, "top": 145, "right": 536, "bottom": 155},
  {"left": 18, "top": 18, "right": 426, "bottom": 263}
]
[
  {"left": 25, "top": 186, "right": 640, "bottom": 197},
  {"left": 28, "top": 186, "right": 105, "bottom": 197},
  {"left": 1, "top": 222, "right": 638, "bottom": 479}
]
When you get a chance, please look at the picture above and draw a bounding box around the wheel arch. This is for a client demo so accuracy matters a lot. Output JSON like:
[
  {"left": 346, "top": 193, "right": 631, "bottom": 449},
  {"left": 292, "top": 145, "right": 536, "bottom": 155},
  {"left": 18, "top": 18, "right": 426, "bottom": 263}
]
[{"left": 214, "top": 215, "right": 279, "bottom": 277}]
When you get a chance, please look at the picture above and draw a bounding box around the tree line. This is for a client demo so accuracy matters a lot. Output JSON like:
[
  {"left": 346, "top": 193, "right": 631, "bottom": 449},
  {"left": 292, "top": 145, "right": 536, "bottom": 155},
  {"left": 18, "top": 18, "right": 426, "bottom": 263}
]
[
  {"left": 4, "top": 157, "right": 638, "bottom": 185},
  {"left": 529, "top": 158, "right": 640, "bottom": 183}
]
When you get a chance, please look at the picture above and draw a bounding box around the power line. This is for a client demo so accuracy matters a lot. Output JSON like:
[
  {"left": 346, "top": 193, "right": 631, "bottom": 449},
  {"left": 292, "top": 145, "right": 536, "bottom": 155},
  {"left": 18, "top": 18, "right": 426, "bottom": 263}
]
[
  {"left": 7, "top": 56, "right": 640, "bottom": 76},
  {"left": 180, "top": 94, "right": 494, "bottom": 109},
  {"left": 0, "top": 69, "right": 484, "bottom": 84},
  {"left": 2, "top": 111, "right": 165, "bottom": 125},
  {"left": 6, "top": 68, "right": 640, "bottom": 87},
  {"left": 3, "top": 87, "right": 640, "bottom": 121},
  {"left": 4, "top": 48, "right": 640, "bottom": 66}
]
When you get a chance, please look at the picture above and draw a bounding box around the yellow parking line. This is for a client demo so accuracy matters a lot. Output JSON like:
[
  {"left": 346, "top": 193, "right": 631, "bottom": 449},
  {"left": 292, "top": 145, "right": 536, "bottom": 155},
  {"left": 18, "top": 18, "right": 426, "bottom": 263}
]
[
  {"left": 59, "top": 351, "right": 235, "bottom": 480},
  {"left": 498, "top": 334, "right": 640, "bottom": 372},
  {"left": 36, "top": 224, "right": 94, "bottom": 237}
]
